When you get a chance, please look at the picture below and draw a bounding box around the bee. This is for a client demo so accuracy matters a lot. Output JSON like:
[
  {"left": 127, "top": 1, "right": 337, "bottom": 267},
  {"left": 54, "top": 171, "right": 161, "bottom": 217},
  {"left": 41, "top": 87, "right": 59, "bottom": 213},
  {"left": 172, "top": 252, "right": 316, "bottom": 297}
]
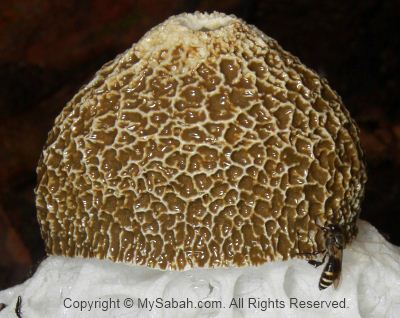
[{"left": 308, "top": 224, "right": 345, "bottom": 290}]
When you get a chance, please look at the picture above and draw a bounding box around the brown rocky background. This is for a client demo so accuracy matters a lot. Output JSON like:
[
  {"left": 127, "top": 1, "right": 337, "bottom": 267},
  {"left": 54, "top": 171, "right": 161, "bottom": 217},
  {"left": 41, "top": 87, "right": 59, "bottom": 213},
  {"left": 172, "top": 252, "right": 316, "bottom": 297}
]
[{"left": 0, "top": 0, "right": 399, "bottom": 289}]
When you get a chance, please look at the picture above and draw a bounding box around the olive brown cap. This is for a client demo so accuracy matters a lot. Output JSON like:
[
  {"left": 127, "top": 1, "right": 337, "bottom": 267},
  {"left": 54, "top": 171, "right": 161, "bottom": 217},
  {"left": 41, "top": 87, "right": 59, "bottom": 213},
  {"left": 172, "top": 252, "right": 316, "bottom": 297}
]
[{"left": 35, "top": 12, "right": 367, "bottom": 270}]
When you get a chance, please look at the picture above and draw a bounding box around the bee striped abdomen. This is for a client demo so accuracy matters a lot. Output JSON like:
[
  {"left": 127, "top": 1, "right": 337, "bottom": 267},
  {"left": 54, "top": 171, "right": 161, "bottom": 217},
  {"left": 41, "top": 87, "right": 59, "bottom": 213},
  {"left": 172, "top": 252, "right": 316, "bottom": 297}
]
[
  {"left": 318, "top": 256, "right": 341, "bottom": 290},
  {"left": 319, "top": 270, "right": 335, "bottom": 289}
]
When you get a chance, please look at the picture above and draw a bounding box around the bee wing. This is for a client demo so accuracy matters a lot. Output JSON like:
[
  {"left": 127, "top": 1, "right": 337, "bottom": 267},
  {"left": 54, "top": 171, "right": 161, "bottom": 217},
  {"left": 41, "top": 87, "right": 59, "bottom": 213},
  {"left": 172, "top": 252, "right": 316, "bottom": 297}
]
[{"left": 333, "top": 248, "right": 343, "bottom": 289}]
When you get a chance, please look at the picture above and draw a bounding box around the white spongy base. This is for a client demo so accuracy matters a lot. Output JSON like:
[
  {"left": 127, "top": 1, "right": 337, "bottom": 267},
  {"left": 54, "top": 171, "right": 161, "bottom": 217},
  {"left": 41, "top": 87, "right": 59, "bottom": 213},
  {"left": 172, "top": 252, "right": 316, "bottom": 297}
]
[{"left": 0, "top": 220, "right": 399, "bottom": 318}]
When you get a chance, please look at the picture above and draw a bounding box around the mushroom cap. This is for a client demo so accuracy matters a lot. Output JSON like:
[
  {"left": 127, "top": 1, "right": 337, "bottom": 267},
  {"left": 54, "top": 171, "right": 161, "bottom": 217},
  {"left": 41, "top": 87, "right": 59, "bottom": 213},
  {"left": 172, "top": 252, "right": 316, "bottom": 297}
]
[{"left": 35, "top": 12, "right": 367, "bottom": 270}]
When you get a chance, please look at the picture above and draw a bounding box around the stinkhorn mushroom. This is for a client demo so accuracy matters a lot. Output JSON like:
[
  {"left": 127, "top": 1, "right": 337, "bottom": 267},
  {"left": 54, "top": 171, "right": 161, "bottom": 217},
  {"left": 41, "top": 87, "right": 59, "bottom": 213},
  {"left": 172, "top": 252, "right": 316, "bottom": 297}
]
[
  {"left": 35, "top": 12, "right": 367, "bottom": 272},
  {"left": 2, "top": 12, "right": 400, "bottom": 318}
]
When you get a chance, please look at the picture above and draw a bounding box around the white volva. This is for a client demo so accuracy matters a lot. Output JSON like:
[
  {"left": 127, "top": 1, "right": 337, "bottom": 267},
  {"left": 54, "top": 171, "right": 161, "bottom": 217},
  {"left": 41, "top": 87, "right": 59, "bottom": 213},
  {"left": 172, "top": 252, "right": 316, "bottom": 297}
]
[{"left": 0, "top": 220, "right": 399, "bottom": 318}]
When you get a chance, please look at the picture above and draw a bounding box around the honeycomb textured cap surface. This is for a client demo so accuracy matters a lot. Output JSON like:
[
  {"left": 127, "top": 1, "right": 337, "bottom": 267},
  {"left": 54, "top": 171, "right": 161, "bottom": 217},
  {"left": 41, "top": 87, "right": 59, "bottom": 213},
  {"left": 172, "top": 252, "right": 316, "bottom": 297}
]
[{"left": 35, "top": 12, "right": 367, "bottom": 270}]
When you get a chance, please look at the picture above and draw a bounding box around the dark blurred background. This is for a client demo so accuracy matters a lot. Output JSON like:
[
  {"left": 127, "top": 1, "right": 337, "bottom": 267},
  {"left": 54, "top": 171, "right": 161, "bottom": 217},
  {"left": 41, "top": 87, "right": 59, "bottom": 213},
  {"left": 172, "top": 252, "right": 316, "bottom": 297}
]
[{"left": 0, "top": 0, "right": 399, "bottom": 290}]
